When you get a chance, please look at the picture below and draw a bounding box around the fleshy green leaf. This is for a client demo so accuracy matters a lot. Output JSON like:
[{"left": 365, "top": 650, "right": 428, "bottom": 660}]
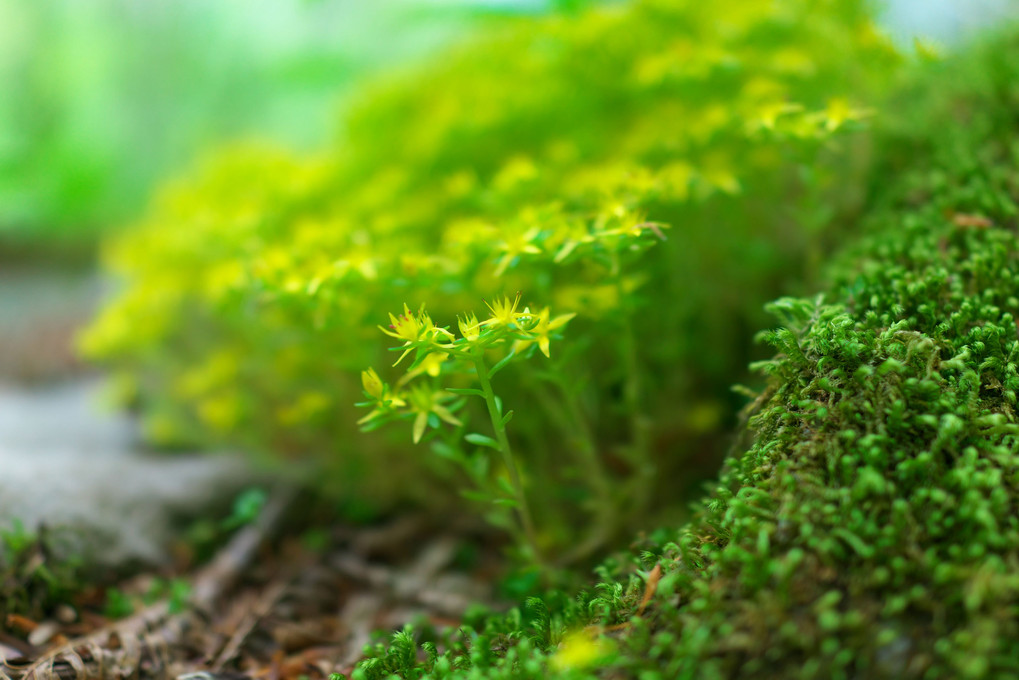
[{"left": 465, "top": 432, "right": 500, "bottom": 450}]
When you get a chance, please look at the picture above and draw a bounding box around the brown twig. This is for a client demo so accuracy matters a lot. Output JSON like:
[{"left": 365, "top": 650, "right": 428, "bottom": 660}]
[{"left": 209, "top": 578, "right": 290, "bottom": 672}]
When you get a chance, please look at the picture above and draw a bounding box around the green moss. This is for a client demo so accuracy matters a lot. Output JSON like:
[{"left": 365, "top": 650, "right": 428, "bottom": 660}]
[
  {"left": 0, "top": 520, "right": 86, "bottom": 625},
  {"left": 345, "top": 27, "right": 1019, "bottom": 680},
  {"left": 629, "top": 37, "right": 1019, "bottom": 674}
]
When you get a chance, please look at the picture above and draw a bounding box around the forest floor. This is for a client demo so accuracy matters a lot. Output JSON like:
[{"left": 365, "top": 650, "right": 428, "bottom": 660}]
[
  {"left": 2, "top": 499, "right": 502, "bottom": 680},
  {"left": 0, "top": 270, "right": 502, "bottom": 680}
]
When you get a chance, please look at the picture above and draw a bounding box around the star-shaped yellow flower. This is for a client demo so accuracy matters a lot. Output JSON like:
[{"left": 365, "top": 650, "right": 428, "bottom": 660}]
[
  {"left": 481, "top": 293, "right": 524, "bottom": 328},
  {"left": 407, "top": 384, "right": 462, "bottom": 443},
  {"left": 514, "top": 307, "right": 575, "bottom": 358},
  {"left": 379, "top": 303, "right": 452, "bottom": 365}
]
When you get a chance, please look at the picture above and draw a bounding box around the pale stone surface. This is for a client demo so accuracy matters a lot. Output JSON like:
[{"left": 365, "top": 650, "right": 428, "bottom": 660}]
[{"left": 0, "top": 378, "right": 258, "bottom": 565}]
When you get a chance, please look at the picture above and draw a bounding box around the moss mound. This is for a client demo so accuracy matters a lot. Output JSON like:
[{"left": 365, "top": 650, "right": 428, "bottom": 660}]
[
  {"left": 632, "top": 37, "right": 1019, "bottom": 679},
  {"left": 347, "top": 27, "right": 1019, "bottom": 680}
]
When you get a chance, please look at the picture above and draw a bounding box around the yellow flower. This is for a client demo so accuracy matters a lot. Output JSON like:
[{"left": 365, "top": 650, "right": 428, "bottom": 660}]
[
  {"left": 407, "top": 385, "right": 462, "bottom": 444},
  {"left": 379, "top": 303, "right": 453, "bottom": 365},
  {"left": 398, "top": 352, "right": 448, "bottom": 386},
  {"left": 494, "top": 227, "right": 542, "bottom": 277},
  {"left": 823, "top": 97, "right": 852, "bottom": 131},
  {"left": 380, "top": 303, "right": 432, "bottom": 343},
  {"left": 481, "top": 293, "right": 524, "bottom": 328},
  {"left": 749, "top": 101, "right": 804, "bottom": 132},
  {"left": 551, "top": 631, "right": 610, "bottom": 671},
  {"left": 458, "top": 312, "right": 481, "bottom": 342},
  {"left": 551, "top": 220, "right": 596, "bottom": 263},
  {"left": 356, "top": 368, "right": 406, "bottom": 427},
  {"left": 361, "top": 367, "right": 385, "bottom": 400},
  {"left": 513, "top": 307, "right": 575, "bottom": 358}
]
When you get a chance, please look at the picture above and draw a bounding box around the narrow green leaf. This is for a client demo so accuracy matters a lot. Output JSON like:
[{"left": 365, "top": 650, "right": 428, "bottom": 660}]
[
  {"left": 430, "top": 441, "right": 463, "bottom": 462},
  {"left": 465, "top": 432, "right": 500, "bottom": 450},
  {"left": 447, "top": 387, "right": 486, "bottom": 398},
  {"left": 487, "top": 350, "right": 516, "bottom": 379},
  {"left": 472, "top": 454, "right": 490, "bottom": 479},
  {"left": 501, "top": 410, "right": 514, "bottom": 426},
  {"left": 496, "top": 476, "right": 515, "bottom": 496}
]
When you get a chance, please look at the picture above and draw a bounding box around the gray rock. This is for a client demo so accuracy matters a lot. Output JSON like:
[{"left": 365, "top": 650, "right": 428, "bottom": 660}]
[{"left": 0, "top": 378, "right": 258, "bottom": 566}]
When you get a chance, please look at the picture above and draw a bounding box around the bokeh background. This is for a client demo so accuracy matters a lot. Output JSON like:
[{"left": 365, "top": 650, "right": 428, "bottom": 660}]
[
  {"left": 0, "top": 0, "right": 1007, "bottom": 267},
  {"left": 0, "top": 0, "right": 553, "bottom": 262},
  {"left": 0, "top": 0, "right": 562, "bottom": 380}
]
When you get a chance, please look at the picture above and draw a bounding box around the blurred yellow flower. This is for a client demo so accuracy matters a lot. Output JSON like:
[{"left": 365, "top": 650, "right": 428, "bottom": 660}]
[
  {"left": 514, "top": 307, "right": 575, "bottom": 358},
  {"left": 380, "top": 303, "right": 453, "bottom": 365},
  {"left": 408, "top": 385, "right": 462, "bottom": 444},
  {"left": 361, "top": 368, "right": 385, "bottom": 400},
  {"left": 398, "top": 352, "right": 448, "bottom": 385},
  {"left": 482, "top": 293, "right": 524, "bottom": 328},
  {"left": 458, "top": 312, "right": 481, "bottom": 342},
  {"left": 551, "top": 631, "right": 610, "bottom": 671}
]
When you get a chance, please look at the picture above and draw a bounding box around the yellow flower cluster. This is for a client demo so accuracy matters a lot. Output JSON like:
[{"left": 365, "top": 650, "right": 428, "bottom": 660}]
[
  {"left": 82, "top": 0, "right": 899, "bottom": 522},
  {"left": 358, "top": 295, "right": 574, "bottom": 443}
]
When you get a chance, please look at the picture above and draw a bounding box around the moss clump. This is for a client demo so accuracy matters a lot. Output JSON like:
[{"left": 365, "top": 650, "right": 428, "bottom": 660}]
[
  {"left": 624, "top": 43, "right": 1019, "bottom": 678},
  {"left": 346, "top": 28, "right": 1019, "bottom": 680}
]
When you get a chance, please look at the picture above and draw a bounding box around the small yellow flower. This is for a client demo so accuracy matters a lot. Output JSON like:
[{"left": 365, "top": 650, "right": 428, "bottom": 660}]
[
  {"left": 408, "top": 385, "right": 462, "bottom": 444},
  {"left": 380, "top": 303, "right": 431, "bottom": 343},
  {"left": 398, "top": 351, "right": 448, "bottom": 385},
  {"left": 823, "top": 97, "right": 851, "bottom": 131},
  {"left": 482, "top": 293, "right": 524, "bottom": 328},
  {"left": 749, "top": 101, "right": 804, "bottom": 132},
  {"left": 551, "top": 631, "right": 610, "bottom": 671},
  {"left": 514, "top": 307, "right": 575, "bottom": 358},
  {"left": 379, "top": 303, "right": 453, "bottom": 365},
  {"left": 356, "top": 368, "right": 406, "bottom": 427},
  {"left": 458, "top": 312, "right": 481, "bottom": 342},
  {"left": 361, "top": 367, "right": 385, "bottom": 400},
  {"left": 494, "top": 227, "right": 542, "bottom": 277}
]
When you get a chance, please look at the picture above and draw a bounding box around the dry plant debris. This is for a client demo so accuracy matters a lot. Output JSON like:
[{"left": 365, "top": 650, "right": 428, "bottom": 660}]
[{"left": 0, "top": 494, "right": 496, "bottom": 680}]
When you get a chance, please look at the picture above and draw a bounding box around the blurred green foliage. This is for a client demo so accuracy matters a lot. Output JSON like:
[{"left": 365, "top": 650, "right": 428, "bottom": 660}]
[
  {"left": 0, "top": 0, "right": 518, "bottom": 259},
  {"left": 0, "top": 519, "right": 84, "bottom": 624},
  {"left": 84, "top": 0, "right": 900, "bottom": 547}
]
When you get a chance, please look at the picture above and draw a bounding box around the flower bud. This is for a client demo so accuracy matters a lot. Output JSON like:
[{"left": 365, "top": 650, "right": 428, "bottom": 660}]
[{"left": 361, "top": 368, "right": 384, "bottom": 400}]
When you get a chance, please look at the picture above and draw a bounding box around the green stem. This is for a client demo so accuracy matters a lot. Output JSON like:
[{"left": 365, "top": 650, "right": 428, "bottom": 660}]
[
  {"left": 552, "top": 378, "right": 619, "bottom": 562},
  {"left": 474, "top": 352, "right": 543, "bottom": 567},
  {"left": 613, "top": 262, "right": 655, "bottom": 521},
  {"left": 543, "top": 373, "right": 613, "bottom": 510},
  {"left": 519, "top": 369, "right": 617, "bottom": 565}
]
